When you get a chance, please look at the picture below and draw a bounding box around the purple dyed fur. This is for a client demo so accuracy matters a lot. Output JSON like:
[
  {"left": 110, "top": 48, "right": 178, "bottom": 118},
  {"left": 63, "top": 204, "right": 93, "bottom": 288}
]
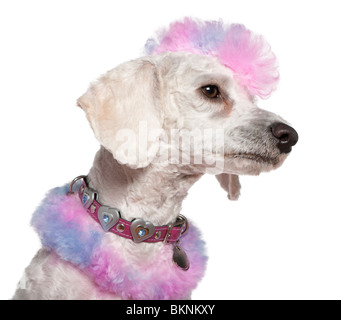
[{"left": 31, "top": 185, "right": 207, "bottom": 299}]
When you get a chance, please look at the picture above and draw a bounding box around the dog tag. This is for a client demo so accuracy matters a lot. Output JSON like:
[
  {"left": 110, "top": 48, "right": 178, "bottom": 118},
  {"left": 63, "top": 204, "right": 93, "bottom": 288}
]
[{"left": 172, "top": 244, "right": 190, "bottom": 271}]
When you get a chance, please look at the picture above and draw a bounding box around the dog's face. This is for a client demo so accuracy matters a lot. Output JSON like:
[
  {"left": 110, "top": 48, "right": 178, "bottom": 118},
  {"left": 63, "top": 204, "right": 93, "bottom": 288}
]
[
  {"left": 155, "top": 52, "right": 298, "bottom": 176},
  {"left": 78, "top": 52, "right": 298, "bottom": 179}
]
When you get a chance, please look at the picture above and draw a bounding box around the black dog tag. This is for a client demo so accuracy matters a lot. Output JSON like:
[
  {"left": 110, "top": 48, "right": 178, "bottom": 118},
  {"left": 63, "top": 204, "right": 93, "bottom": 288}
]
[{"left": 173, "top": 244, "right": 190, "bottom": 271}]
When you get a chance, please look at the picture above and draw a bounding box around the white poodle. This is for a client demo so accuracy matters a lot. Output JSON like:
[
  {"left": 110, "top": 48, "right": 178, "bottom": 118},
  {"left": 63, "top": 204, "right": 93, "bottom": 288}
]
[{"left": 13, "top": 18, "right": 298, "bottom": 300}]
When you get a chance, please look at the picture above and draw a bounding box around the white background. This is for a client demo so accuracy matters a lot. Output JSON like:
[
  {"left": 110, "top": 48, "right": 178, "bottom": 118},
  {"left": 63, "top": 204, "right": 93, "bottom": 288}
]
[{"left": 1, "top": 0, "right": 340, "bottom": 300}]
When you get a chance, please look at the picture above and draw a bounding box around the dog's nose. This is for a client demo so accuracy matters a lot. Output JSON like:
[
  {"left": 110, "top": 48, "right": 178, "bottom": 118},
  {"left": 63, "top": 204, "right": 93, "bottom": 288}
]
[{"left": 270, "top": 122, "right": 298, "bottom": 154}]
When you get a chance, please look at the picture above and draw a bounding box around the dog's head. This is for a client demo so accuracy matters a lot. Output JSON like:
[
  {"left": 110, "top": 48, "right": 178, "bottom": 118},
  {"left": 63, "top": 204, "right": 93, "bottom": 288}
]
[{"left": 77, "top": 18, "right": 298, "bottom": 200}]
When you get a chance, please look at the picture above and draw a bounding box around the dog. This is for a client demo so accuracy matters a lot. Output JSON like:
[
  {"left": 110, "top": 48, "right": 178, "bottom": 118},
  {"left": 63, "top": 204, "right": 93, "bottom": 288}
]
[{"left": 13, "top": 18, "right": 298, "bottom": 300}]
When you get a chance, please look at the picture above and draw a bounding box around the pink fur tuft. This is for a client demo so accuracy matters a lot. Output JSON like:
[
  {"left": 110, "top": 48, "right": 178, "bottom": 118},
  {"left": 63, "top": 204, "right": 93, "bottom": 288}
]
[{"left": 145, "top": 18, "right": 279, "bottom": 99}]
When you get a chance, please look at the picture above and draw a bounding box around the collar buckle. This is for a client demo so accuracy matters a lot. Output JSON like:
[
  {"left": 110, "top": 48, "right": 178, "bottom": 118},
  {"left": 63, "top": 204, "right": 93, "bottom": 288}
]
[{"left": 164, "top": 214, "right": 189, "bottom": 243}]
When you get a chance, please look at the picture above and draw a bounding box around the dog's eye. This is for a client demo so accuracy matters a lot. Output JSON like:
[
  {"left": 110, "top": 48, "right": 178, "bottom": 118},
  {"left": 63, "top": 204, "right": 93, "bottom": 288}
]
[{"left": 201, "top": 85, "right": 220, "bottom": 99}]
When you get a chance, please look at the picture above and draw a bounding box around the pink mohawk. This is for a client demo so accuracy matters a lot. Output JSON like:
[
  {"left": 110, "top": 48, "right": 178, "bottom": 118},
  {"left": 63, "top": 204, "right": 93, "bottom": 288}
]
[{"left": 144, "top": 18, "right": 279, "bottom": 99}]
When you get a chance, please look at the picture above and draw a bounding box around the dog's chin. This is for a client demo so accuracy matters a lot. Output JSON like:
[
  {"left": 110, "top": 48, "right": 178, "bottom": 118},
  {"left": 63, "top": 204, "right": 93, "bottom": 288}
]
[
  {"left": 223, "top": 153, "right": 289, "bottom": 176},
  {"left": 201, "top": 152, "right": 288, "bottom": 175}
]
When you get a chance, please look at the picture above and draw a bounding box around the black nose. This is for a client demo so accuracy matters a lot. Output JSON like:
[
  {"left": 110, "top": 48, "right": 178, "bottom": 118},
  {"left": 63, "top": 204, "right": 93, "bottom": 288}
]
[{"left": 270, "top": 122, "right": 298, "bottom": 154}]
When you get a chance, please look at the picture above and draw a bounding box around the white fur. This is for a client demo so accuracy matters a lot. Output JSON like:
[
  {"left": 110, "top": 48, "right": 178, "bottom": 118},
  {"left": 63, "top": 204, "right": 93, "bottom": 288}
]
[{"left": 14, "top": 52, "right": 292, "bottom": 299}]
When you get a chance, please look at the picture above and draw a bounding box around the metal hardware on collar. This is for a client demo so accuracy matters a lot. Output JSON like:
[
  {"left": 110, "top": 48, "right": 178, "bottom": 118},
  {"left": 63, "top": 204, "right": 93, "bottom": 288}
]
[
  {"left": 98, "top": 206, "right": 120, "bottom": 232},
  {"left": 67, "top": 175, "right": 87, "bottom": 196},
  {"left": 116, "top": 223, "right": 125, "bottom": 232},
  {"left": 164, "top": 214, "right": 188, "bottom": 243},
  {"left": 67, "top": 176, "right": 187, "bottom": 245},
  {"left": 81, "top": 187, "right": 98, "bottom": 210},
  {"left": 172, "top": 242, "right": 190, "bottom": 271},
  {"left": 154, "top": 231, "right": 162, "bottom": 239},
  {"left": 130, "top": 219, "right": 155, "bottom": 243},
  {"left": 169, "top": 215, "right": 190, "bottom": 271},
  {"left": 90, "top": 204, "right": 96, "bottom": 214}
]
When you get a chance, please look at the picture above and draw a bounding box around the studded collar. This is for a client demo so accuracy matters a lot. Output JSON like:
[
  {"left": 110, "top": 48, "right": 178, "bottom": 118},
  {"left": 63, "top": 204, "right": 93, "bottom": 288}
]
[{"left": 67, "top": 176, "right": 188, "bottom": 244}]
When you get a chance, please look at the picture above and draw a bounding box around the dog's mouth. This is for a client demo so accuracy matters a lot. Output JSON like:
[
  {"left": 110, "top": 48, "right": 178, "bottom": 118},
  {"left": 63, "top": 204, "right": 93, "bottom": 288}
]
[
  {"left": 221, "top": 152, "right": 288, "bottom": 175},
  {"left": 229, "top": 153, "right": 282, "bottom": 166}
]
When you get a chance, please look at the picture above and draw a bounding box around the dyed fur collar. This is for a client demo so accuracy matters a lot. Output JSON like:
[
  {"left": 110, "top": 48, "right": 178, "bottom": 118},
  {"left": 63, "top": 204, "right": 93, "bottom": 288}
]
[{"left": 31, "top": 184, "right": 207, "bottom": 300}]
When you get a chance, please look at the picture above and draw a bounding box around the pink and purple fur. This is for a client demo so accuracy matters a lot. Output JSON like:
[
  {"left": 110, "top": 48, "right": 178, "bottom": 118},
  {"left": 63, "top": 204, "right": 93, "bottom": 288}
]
[
  {"left": 145, "top": 17, "right": 279, "bottom": 99},
  {"left": 31, "top": 185, "right": 207, "bottom": 300}
]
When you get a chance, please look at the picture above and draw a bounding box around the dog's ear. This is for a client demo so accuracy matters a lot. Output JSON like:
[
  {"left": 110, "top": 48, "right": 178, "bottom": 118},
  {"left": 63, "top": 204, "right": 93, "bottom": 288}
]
[
  {"left": 77, "top": 58, "right": 164, "bottom": 168},
  {"left": 215, "top": 174, "right": 241, "bottom": 201}
]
